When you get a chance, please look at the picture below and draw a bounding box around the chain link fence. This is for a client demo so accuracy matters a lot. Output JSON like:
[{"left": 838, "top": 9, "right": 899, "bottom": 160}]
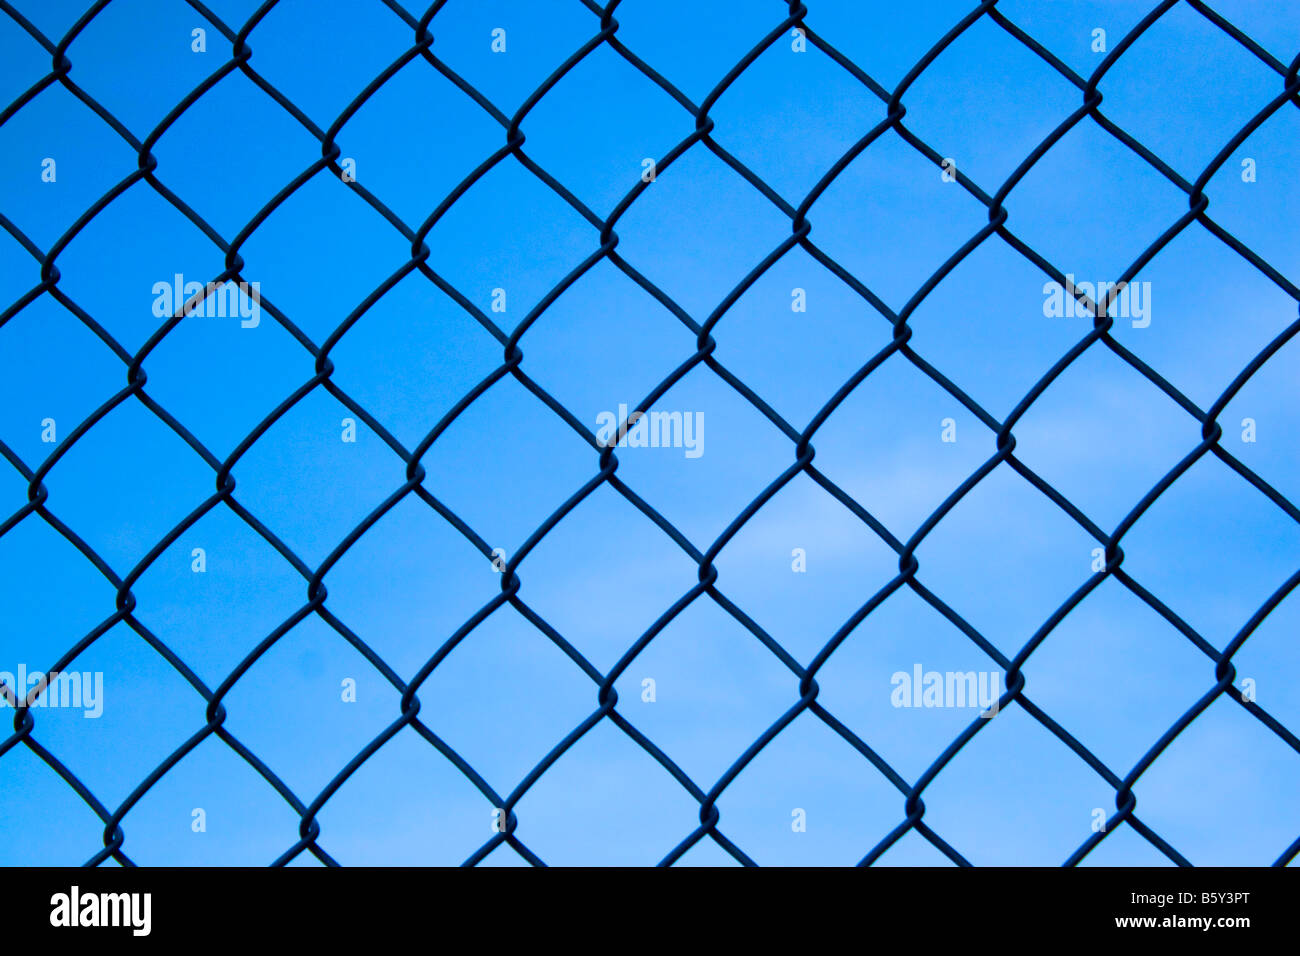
[{"left": 1, "top": 0, "right": 1298, "bottom": 866}]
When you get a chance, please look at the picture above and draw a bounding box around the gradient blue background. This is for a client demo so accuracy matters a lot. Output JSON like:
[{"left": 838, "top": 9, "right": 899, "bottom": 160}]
[{"left": 0, "top": 0, "right": 1297, "bottom": 866}]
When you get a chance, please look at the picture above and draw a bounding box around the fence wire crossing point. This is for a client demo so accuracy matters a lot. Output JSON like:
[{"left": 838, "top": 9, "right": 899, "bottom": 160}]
[{"left": 1, "top": 0, "right": 1299, "bottom": 867}]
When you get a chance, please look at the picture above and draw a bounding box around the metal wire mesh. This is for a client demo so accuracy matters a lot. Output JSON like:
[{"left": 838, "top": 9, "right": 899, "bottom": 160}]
[{"left": 1, "top": 0, "right": 1298, "bottom": 867}]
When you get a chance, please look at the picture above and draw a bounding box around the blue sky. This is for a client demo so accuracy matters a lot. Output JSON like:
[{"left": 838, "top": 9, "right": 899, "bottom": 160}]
[{"left": 0, "top": 0, "right": 1297, "bottom": 866}]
